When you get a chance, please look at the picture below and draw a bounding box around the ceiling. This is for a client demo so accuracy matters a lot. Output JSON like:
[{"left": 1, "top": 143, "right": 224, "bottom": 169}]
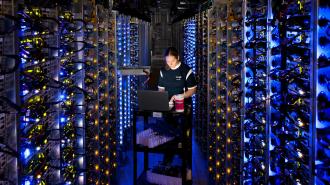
[{"left": 112, "top": 0, "right": 211, "bottom": 23}]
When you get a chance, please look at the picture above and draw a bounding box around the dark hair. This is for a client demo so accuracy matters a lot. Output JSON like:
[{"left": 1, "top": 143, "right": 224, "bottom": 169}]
[{"left": 164, "top": 47, "right": 179, "bottom": 59}]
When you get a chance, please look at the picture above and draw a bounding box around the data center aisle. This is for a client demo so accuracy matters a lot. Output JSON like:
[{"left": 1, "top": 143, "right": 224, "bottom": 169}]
[{"left": 114, "top": 117, "right": 208, "bottom": 185}]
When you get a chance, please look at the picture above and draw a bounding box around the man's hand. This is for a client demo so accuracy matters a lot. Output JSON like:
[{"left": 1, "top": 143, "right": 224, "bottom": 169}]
[
  {"left": 170, "top": 94, "right": 184, "bottom": 102},
  {"left": 170, "top": 95, "right": 176, "bottom": 103}
]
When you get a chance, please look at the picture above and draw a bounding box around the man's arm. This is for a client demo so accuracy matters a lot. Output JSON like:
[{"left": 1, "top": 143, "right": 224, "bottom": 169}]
[
  {"left": 170, "top": 86, "right": 196, "bottom": 102},
  {"left": 183, "top": 87, "right": 196, "bottom": 99}
]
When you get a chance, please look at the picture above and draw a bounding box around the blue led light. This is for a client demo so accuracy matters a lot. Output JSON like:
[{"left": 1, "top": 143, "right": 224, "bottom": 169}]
[
  {"left": 60, "top": 94, "right": 66, "bottom": 100},
  {"left": 22, "top": 90, "right": 29, "bottom": 96},
  {"left": 117, "top": 16, "right": 126, "bottom": 145},
  {"left": 60, "top": 117, "right": 67, "bottom": 123},
  {"left": 23, "top": 148, "right": 31, "bottom": 159}
]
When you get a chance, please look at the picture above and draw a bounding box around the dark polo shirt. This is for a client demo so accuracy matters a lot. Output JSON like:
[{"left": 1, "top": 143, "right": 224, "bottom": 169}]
[{"left": 158, "top": 62, "right": 197, "bottom": 104}]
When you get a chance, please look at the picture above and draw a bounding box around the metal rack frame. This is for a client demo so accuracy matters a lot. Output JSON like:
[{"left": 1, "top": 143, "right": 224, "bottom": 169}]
[{"left": 0, "top": 0, "right": 18, "bottom": 184}]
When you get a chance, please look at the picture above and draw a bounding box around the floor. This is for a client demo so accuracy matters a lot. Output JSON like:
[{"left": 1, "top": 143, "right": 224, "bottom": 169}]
[{"left": 114, "top": 117, "right": 209, "bottom": 185}]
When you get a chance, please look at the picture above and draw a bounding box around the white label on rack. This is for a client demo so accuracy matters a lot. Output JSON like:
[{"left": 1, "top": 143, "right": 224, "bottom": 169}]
[{"left": 152, "top": 112, "right": 162, "bottom": 118}]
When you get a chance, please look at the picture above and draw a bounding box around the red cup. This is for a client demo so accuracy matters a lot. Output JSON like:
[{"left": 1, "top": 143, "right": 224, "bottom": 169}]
[{"left": 175, "top": 94, "right": 184, "bottom": 112}]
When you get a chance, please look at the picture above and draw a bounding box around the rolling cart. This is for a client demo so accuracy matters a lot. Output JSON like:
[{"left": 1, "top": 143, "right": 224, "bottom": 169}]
[{"left": 133, "top": 110, "right": 192, "bottom": 185}]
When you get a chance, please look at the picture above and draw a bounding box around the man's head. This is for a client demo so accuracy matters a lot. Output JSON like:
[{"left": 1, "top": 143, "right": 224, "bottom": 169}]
[{"left": 164, "top": 47, "right": 179, "bottom": 69}]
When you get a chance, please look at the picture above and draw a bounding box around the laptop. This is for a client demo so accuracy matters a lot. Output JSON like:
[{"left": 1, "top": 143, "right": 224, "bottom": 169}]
[{"left": 137, "top": 90, "right": 170, "bottom": 111}]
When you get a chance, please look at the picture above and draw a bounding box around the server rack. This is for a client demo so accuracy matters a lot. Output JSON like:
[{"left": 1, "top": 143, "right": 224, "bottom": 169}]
[
  {"left": 315, "top": 0, "right": 330, "bottom": 184},
  {"left": 116, "top": 14, "right": 149, "bottom": 169},
  {"left": 268, "top": 1, "right": 312, "bottom": 184},
  {"left": 206, "top": 1, "right": 244, "bottom": 183},
  {"left": 195, "top": 10, "right": 209, "bottom": 154},
  {"left": 129, "top": 17, "right": 139, "bottom": 127},
  {"left": 0, "top": 1, "right": 118, "bottom": 184},
  {"left": 183, "top": 18, "right": 197, "bottom": 116},
  {"left": 207, "top": 5, "right": 226, "bottom": 183},
  {"left": 18, "top": 5, "right": 61, "bottom": 184},
  {"left": 243, "top": 0, "right": 268, "bottom": 184},
  {"left": 205, "top": 0, "right": 324, "bottom": 184},
  {"left": 108, "top": 9, "right": 118, "bottom": 179},
  {"left": 226, "top": 1, "right": 243, "bottom": 184}
]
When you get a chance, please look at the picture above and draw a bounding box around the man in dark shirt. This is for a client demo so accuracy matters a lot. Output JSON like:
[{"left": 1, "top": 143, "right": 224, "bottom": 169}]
[
  {"left": 158, "top": 47, "right": 197, "bottom": 181},
  {"left": 158, "top": 47, "right": 197, "bottom": 103}
]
